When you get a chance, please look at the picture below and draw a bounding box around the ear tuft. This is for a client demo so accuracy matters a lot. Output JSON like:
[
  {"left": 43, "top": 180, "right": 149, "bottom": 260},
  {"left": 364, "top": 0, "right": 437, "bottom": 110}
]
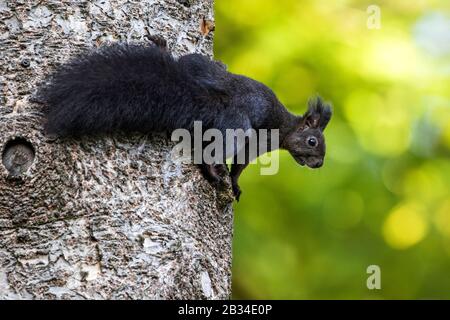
[{"left": 305, "top": 95, "right": 332, "bottom": 131}]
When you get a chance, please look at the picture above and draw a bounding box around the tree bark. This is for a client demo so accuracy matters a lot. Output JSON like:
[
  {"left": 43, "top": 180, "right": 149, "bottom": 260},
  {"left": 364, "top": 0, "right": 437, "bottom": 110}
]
[{"left": 0, "top": 0, "right": 233, "bottom": 299}]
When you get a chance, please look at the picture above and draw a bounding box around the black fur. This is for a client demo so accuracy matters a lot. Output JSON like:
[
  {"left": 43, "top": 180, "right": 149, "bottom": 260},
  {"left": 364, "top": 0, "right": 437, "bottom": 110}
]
[
  {"left": 37, "top": 42, "right": 332, "bottom": 199},
  {"left": 38, "top": 44, "right": 228, "bottom": 136}
]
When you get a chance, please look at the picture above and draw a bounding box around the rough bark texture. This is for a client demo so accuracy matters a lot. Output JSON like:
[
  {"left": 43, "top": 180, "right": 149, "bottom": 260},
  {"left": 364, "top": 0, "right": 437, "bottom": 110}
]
[{"left": 0, "top": 0, "right": 234, "bottom": 299}]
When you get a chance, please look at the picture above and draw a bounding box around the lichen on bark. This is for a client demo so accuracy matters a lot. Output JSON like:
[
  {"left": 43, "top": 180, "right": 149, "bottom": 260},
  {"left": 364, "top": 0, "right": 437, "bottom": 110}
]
[{"left": 0, "top": 0, "right": 233, "bottom": 299}]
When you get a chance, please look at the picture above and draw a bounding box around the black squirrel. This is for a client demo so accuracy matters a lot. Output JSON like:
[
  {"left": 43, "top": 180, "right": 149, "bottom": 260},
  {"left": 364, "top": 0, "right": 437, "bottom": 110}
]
[{"left": 37, "top": 36, "right": 332, "bottom": 201}]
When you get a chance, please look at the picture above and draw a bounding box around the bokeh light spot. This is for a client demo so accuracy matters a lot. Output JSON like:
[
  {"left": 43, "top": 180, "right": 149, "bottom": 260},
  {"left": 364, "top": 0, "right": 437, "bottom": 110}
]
[
  {"left": 344, "top": 90, "right": 411, "bottom": 156},
  {"left": 383, "top": 202, "right": 429, "bottom": 249},
  {"left": 363, "top": 35, "right": 423, "bottom": 80},
  {"left": 402, "top": 165, "right": 447, "bottom": 204}
]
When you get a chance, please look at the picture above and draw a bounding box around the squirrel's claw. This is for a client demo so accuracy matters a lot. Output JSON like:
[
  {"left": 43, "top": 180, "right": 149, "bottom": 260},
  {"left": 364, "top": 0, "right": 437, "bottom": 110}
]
[{"left": 232, "top": 184, "right": 241, "bottom": 202}]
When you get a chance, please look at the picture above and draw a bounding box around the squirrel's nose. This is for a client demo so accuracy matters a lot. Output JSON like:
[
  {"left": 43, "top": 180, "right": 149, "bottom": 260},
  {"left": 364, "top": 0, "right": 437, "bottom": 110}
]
[{"left": 312, "top": 159, "right": 323, "bottom": 168}]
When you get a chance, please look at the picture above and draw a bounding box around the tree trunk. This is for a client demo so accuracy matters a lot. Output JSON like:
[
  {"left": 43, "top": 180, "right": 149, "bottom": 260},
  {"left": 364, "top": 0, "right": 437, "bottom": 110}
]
[{"left": 0, "top": 0, "right": 233, "bottom": 299}]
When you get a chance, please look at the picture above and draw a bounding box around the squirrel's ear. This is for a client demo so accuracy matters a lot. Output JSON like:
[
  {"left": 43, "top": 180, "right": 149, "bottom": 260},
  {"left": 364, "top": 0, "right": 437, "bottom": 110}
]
[{"left": 300, "top": 96, "right": 332, "bottom": 131}]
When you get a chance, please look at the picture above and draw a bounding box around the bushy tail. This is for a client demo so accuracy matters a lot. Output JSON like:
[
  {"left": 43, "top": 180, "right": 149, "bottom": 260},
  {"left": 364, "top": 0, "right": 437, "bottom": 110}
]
[{"left": 36, "top": 43, "right": 178, "bottom": 137}]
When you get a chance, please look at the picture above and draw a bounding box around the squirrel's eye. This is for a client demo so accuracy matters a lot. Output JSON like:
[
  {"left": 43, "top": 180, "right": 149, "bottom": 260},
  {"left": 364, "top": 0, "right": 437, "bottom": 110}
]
[{"left": 307, "top": 136, "right": 318, "bottom": 147}]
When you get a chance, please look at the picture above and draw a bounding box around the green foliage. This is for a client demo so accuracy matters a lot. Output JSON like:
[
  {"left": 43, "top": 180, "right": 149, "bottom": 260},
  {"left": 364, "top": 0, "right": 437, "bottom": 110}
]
[{"left": 215, "top": 0, "right": 450, "bottom": 299}]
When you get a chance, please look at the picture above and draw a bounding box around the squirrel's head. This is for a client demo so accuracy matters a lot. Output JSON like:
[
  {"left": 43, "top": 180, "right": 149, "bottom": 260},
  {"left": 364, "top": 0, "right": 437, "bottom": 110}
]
[{"left": 283, "top": 97, "right": 332, "bottom": 169}]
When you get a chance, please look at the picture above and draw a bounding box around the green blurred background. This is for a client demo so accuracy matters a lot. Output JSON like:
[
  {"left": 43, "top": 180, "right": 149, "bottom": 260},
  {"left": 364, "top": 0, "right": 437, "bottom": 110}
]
[{"left": 214, "top": 0, "right": 450, "bottom": 299}]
